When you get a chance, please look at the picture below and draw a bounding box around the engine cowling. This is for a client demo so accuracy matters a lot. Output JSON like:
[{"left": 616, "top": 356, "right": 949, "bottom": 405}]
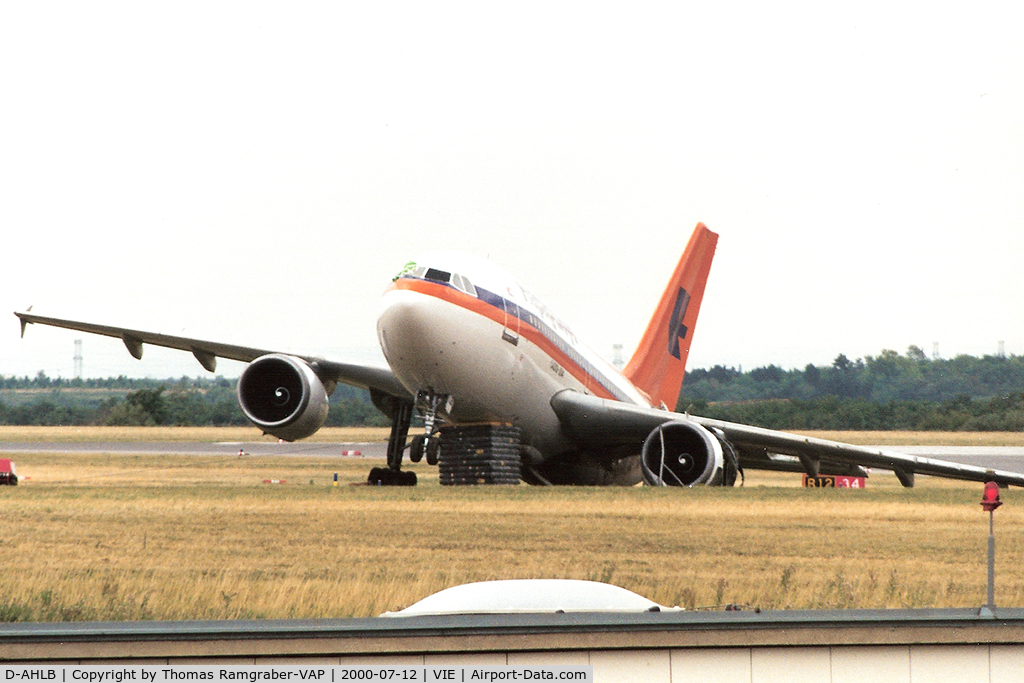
[
  {"left": 237, "top": 354, "right": 330, "bottom": 441},
  {"left": 641, "top": 421, "right": 725, "bottom": 486}
]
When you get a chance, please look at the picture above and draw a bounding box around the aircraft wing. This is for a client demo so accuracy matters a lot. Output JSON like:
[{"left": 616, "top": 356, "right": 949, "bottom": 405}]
[
  {"left": 550, "top": 389, "right": 1024, "bottom": 488},
  {"left": 15, "top": 311, "right": 411, "bottom": 400}
]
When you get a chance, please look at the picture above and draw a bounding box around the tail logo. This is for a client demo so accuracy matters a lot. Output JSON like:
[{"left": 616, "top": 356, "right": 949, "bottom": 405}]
[{"left": 668, "top": 287, "right": 691, "bottom": 359}]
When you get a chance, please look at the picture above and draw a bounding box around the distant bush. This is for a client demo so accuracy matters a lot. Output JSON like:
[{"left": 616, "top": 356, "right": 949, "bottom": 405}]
[
  {"left": 680, "top": 348, "right": 1024, "bottom": 431},
  {"left": 681, "top": 348, "right": 1024, "bottom": 405},
  {"left": 0, "top": 375, "right": 387, "bottom": 427}
]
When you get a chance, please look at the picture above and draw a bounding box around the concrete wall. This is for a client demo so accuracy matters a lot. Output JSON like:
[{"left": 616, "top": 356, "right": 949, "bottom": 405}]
[{"left": 4, "top": 608, "right": 1024, "bottom": 683}]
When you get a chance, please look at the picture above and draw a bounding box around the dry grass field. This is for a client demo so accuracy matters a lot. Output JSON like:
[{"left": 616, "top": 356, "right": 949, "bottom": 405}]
[{"left": 1, "top": 427, "right": 1023, "bottom": 622}]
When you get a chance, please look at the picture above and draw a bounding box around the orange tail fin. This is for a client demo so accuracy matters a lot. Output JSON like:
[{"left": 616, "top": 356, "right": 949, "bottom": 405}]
[{"left": 623, "top": 223, "right": 718, "bottom": 410}]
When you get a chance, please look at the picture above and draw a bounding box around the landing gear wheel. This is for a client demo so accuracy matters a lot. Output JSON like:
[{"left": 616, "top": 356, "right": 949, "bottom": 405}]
[
  {"left": 368, "top": 467, "right": 386, "bottom": 485},
  {"left": 409, "top": 434, "right": 425, "bottom": 463},
  {"left": 368, "top": 467, "right": 418, "bottom": 486},
  {"left": 426, "top": 438, "right": 440, "bottom": 466},
  {"left": 368, "top": 398, "right": 418, "bottom": 485}
]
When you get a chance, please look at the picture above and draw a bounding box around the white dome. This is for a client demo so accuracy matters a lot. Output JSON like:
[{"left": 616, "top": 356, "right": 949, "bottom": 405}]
[{"left": 382, "top": 579, "right": 679, "bottom": 616}]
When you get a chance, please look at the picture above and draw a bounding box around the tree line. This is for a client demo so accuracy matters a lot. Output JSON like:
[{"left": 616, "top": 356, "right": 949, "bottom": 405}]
[
  {"left": 683, "top": 393, "right": 1024, "bottom": 432},
  {"left": 679, "top": 347, "right": 1024, "bottom": 431},
  {"left": 0, "top": 375, "right": 388, "bottom": 428},
  {"left": 3, "top": 347, "right": 1024, "bottom": 430}
]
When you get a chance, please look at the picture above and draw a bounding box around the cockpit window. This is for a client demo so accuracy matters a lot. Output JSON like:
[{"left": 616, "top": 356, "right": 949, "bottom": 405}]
[
  {"left": 400, "top": 263, "right": 477, "bottom": 298},
  {"left": 453, "top": 273, "right": 477, "bottom": 297},
  {"left": 424, "top": 268, "right": 451, "bottom": 283}
]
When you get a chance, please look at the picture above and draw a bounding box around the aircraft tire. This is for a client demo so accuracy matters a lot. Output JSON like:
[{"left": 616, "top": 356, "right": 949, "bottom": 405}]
[
  {"left": 438, "top": 457, "right": 521, "bottom": 467},
  {"left": 368, "top": 467, "right": 418, "bottom": 487},
  {"left": 439, "top": 463, "right": 521, "bottom": 472},
  {"left": 440, "top": 438, "right": 520, "bottom": 448},
  {"left": 409, "top": 434, "right": 425, "bottom": 463},
  {"left": 438, "top": 450, "right": 520, "bottom": 462},
  {"left": 426, "top": 439, "right": 440, "bottom": 466},
  {"left": 436, "top": 424, "right": 523, "bottom": 485},
  {"left": 440, "top": 473, "right": 519, "bottom": 483},
  {"left": 442, "top": 446, "right": 519, "bottom": 453},
  {"left": 440, "top": 472, "right": 521, "bottom": 483},
  {"left": 440, "top": 474, "right": 520, "bottom": 486}
]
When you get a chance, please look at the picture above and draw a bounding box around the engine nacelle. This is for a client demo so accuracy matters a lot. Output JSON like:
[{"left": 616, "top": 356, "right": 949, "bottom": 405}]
[
  {"left": 237, "top": 354, "right": 330, "bottom": 442},
  {"left": 641, "top": 421, "right": 725, "bottom": 486}
]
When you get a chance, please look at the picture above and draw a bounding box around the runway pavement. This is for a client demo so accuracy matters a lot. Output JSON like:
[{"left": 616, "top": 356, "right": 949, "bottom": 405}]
[
  {"left": 866, "top": 445, "right": 1024, "bottom": 475},
  {"left": 1, "top": 441, "right": 1023, "bottom": 474},
  {"left": 0, "top": 440, "right": 390, "bottom": 459}
]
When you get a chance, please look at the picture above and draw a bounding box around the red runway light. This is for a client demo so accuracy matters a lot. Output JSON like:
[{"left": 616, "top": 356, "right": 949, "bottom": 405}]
[{"left": 981, "top": 481, "right": 1002, "bottom": 512}]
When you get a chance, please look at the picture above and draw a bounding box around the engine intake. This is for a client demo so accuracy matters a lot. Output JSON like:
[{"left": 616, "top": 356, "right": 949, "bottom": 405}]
[
  {"left": 237, "top": 354, "right": 330, "bottom": 441},
  {"left": 641, "top": 421, "right": 724, "bottom": 486}
]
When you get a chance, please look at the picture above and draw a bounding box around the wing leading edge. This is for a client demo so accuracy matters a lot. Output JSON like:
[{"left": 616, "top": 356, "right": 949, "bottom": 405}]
[
  {"left": 550, "top": 389, "right": 1024, "bottom": 488},
  {"left": 15, "top": 311, "right": 411, "bottom": 400}
]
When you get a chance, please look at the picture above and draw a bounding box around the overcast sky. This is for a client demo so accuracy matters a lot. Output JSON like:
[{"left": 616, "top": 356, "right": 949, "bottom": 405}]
[{"left": 3, "top": 3, "right": 1023, "bottom": 381}]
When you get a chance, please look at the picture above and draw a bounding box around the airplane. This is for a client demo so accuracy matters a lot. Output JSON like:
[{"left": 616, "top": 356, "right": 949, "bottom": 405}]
[{"left": 15, "top": 223, "right": 1024, "bottom": 489}]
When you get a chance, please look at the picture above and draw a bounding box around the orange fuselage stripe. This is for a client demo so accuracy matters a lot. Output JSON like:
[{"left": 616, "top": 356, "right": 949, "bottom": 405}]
[{"left": 390, "top": 278, "right": 624, "bottom": 402}]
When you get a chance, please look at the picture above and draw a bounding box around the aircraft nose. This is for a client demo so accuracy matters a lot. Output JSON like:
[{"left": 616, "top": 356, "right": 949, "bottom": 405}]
[
  {"left": 377, "top": 289, "right": 441, "bottom": 383},
  {"left": 378, "top": 292, "right": 419, "bottom": 355}
]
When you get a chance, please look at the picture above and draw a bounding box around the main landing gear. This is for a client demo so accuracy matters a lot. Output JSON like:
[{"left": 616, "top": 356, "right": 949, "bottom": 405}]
[
  {"left": 367, "top": 390, "right": 446, "bottom": 486},
  {"left": 368, "top": 397, "right": 417, "bottom": 486}
]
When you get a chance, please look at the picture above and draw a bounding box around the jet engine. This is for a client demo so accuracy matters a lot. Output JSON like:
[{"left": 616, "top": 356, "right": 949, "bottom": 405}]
[
  {"left": 641, "top": 421, "right": 726, "bottom": 486},
  {"left": 237, "top": 354, "right": 330, "bottom": 442}
]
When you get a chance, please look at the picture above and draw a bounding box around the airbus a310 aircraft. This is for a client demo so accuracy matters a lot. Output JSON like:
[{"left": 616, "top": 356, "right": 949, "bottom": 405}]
[{"left": 16, "top": 224, "right": 1024, "bottom": 488}]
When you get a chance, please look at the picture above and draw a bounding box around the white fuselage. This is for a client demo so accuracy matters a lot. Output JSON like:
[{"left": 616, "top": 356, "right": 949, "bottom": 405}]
[{"left": 376, "top": 251, "right": 650, "bottom": 459}]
